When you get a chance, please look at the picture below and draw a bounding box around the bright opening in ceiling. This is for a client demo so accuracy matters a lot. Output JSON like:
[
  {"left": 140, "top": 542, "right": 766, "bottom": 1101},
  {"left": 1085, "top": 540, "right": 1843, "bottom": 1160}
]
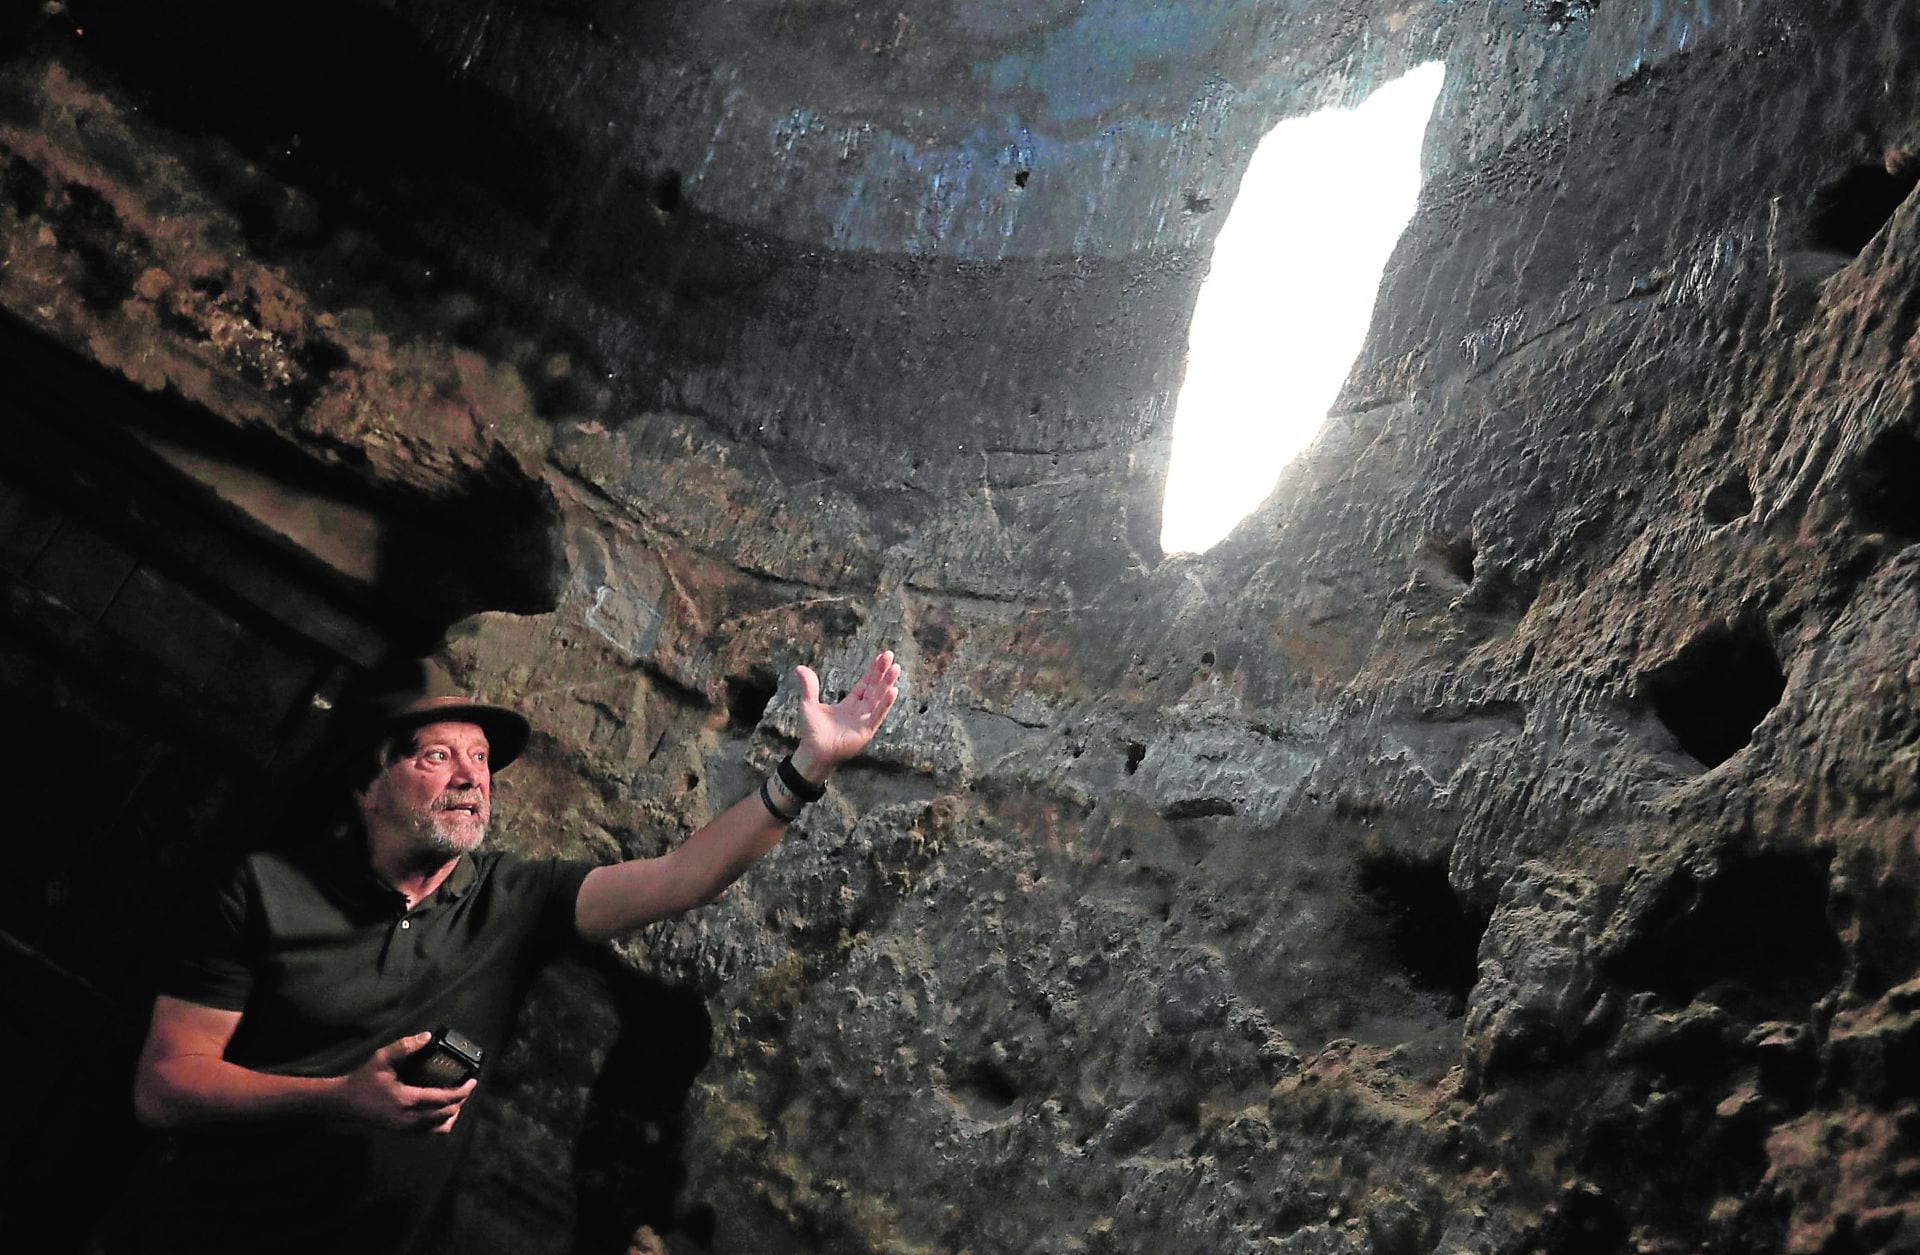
[{"left": 1159, "top": 62, "right": 1446, "bottom": 556}]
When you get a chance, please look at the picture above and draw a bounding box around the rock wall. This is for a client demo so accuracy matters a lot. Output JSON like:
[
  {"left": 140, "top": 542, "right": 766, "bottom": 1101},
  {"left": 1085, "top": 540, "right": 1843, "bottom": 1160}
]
[{"left": 3, "top": 0, "right": 1919, "bottom": 1251}]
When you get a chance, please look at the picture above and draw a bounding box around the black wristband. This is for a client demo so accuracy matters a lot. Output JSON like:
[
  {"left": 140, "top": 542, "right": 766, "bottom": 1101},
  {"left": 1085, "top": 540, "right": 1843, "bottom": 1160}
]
[
  {"left": 777, "top": 754, "right": 827, "bottom": 803},
  {"left": 759, "top": 779, "right": 797, "bottom": 824}
]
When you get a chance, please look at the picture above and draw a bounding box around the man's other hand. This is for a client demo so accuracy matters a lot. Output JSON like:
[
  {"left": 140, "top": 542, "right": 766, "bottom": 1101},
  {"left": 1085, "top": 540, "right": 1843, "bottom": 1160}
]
[{"left": 334, "top": 1033, "right": 476, "bottom": 1135}]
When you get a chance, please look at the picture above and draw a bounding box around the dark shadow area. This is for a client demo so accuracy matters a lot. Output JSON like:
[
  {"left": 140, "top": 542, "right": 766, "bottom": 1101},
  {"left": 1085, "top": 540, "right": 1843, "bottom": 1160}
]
[
  {"left": 15, "top": 0, "right": 757, "bottom": 422},
  {"left": 1358, "top": 853, "right": 1488, "bottom": 1015},
  {"left": 0, "top": 312, "right": 566, "bottom": 641},
  {"left": 571, "top": 971, "right": 716, "bottom": 1255},
  {"left": 1639, "top": 617, "right": 1785, "bottom": 769},
  {"left": 0, "top": 309, "right": 567, "bottom": 1252},
  {"left": 1809, "top": 159, "right": 1920, "bottom": 256},
  {"left": 0, "top": 455, "right": 351, "bottom": 1253},
  {"left": 1534, "top": 1186, "right": 1630, "bottom": 1255},
  {"left": 1604, "top": 849, "right": 1842, "bottom": 1016},
  {"left": 1851, "top": 424, "right": 1920, "bottom": 543}
]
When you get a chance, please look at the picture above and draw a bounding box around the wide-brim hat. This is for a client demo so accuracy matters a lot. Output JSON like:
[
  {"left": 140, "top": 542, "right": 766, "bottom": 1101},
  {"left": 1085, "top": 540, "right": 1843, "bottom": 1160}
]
[{"left": 345, "top": 657, "right": 531, "bottom": 772}]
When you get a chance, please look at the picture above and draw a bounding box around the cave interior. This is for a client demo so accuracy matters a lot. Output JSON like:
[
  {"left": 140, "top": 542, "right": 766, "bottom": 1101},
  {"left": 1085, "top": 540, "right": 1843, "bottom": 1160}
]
[{"left": 4, "top": 2, "right": 1920, "bottom": 1253}]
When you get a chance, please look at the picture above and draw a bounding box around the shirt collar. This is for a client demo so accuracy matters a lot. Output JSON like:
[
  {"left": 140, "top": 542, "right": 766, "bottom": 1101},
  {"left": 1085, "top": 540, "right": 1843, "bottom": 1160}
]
[
  {"left": 309, "top": 830, "right": 479, "bottom": 914},
  {"left": 436, "top": 851, "right": 479, "bottom": 902}
]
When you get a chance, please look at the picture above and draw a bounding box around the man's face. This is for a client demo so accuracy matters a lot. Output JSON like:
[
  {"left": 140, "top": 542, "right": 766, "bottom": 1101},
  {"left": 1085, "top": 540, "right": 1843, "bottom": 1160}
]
[{"left": 358, "top": 720, "right": 493, "bottom": 857}]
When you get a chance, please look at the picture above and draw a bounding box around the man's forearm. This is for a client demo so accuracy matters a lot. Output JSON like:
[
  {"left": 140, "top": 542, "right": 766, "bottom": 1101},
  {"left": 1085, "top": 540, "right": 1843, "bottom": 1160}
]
[
  {"left": 134, "top": 1053, "right": 343, "bottom": 1129},
  {"left": 575, "top": 786, "right": 799, "bottom": 941}
]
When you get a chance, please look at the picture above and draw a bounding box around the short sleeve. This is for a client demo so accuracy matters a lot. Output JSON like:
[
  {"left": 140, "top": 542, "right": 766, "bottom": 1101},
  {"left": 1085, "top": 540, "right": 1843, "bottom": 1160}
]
[
  {"left": 534, "top": 858, "right": 597, "bottom": 957},
  {"left": 485, "top": 853, "right": 598, "bottom": 963},
  {"left": 156, "top": 863, "right": 258, "bottom": 1011}
]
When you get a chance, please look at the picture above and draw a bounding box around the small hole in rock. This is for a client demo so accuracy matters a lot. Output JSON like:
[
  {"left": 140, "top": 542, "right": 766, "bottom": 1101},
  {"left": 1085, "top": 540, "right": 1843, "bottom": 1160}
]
[
  {"left": 1124, "top": 741, "right": 1147, "bottom": 775},
  {"left": 1852, "top": 426, "right": 1920, "bottom": 542},
  {"left": 1358, "top": 853, "right": 1487, "bottom": 1014},
  {"left": 1441, "top": 535, "right": 1477, "bottom": 585},
  {"left": 1703, "top": 472, "right": 1754, "bottom": 525},
  {"left": 1013, "top": 169, "right": 1030, "bottom": 189},
  {"left": 954, "top": 1061, "right": 1021, "bottom": 1116},
  {"left": 724, "top": 669, "right": 778, "bottom": 733},
  {"left": 1200, "top": 650, "right": 1215, "bottom": 667},
  {"left": 1640, "top": 618, "right": 1785, "bottom": 769},
  {"left": 653, "top": 169, "right": 683, "bottom": 215},
  {"left": 1809, "top": 158, "right": 1920, "bottom": 256}
]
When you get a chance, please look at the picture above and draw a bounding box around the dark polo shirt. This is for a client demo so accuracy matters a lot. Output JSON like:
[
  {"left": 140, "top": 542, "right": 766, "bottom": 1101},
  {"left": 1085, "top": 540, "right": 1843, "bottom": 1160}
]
[{"left": 129, "top": 837, "right": 595, "bottom": 1255}]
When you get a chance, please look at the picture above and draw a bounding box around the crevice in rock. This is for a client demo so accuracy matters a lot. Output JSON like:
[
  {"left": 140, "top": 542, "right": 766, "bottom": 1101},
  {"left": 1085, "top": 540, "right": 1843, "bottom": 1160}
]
[
  {"left": 1161, "top": 796, "right": 1236, "bottom": 820},
  {"left": 54, "top": 182, "right": 144, "bottom": 313},
  {"left": 1123, "top": 740, "right": 1146, "bottom": 775},
  {"left": 1702, "top": 471, "right": 1754, "bottom": 525},
  {"left": 1639, "top": 617, "right": 1785, "bottom": 769},
  {"left": 1604, "top": 849, "right": 1842, "bottom": 1015},
  {"left": 1809, "top": 158, "right": 1920, "bottom": 256},
  {"left": 1358, "top": 852, "right": 1487, "bottom": 1014},
  {"left": 1850, "top": 425, "right": 1920, "bottom": 543},
  {"left": 724, "top": 667, "right": 778, "bottom": 733}
]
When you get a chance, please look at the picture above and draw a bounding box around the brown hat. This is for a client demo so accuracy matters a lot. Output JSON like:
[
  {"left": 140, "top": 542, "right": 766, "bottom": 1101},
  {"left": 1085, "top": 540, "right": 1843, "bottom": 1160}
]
[{"left": 347, "top": 657, "right": 531, "bottom": 772}]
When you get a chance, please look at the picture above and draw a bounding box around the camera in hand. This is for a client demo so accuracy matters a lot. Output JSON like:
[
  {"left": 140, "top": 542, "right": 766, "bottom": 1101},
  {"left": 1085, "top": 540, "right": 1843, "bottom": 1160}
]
[{"left": 398, "top": 1027, "right": 484, "bottom": 1088}]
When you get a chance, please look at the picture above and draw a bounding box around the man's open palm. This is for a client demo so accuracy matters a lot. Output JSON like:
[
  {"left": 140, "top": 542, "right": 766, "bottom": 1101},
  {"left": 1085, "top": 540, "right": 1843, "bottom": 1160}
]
[{"left": 795, "top": 650, "right": 901, "bottom": 772}]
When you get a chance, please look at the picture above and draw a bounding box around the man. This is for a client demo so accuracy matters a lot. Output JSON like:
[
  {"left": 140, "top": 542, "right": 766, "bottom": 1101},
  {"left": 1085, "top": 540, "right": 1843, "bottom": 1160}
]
[{"left": 122, "top": 648, "right": 902, "bottom": 1254}]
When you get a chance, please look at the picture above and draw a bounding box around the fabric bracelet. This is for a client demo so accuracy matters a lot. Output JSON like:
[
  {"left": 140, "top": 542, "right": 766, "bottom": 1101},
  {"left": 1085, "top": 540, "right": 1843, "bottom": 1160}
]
[
  {"left": 777, "top": 754, "right": 827, "bottom": 803},
  {"left": 759, "top": 778, "right": 798, "bottom": 824}
]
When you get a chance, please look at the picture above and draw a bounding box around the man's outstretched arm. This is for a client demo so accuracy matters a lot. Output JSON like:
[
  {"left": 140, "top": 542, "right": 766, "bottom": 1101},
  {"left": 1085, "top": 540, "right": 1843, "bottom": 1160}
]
[{"left": 574, "top": 649, "right": 902, "bottom": 943}]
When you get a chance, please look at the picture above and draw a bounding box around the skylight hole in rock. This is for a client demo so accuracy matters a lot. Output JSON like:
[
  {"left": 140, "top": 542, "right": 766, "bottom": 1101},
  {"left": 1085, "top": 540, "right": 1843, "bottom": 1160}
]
[
  {"left": 1640, "top": 618, "right": 1786, "bottom": 770},
  {"left": 1159, "top": 62, "right": 1445, "bottom": 556}
]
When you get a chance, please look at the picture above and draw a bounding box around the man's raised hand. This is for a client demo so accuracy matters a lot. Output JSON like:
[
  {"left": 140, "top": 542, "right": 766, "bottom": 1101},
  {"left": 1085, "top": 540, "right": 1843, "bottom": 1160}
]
[{"left": 791, "top": 650, "right": 902, "bottom": 779}]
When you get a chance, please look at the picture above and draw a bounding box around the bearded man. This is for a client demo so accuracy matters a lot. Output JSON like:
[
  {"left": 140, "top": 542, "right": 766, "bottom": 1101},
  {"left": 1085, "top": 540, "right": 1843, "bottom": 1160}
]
[{"left": 119, "top": 649, "right": 902, "bottom": 1254}]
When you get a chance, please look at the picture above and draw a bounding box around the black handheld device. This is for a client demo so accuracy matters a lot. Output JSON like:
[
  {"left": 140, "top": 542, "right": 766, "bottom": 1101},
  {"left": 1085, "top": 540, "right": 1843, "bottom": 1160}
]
[{"left": 398, "top": 1027, "right": 485, "bottom": 1088}]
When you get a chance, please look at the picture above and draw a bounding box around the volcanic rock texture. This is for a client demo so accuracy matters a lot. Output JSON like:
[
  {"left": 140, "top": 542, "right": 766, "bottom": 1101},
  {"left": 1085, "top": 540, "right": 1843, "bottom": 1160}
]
[{"left": 4, "top": 1, "right": 1920, "bottom": 1252}]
